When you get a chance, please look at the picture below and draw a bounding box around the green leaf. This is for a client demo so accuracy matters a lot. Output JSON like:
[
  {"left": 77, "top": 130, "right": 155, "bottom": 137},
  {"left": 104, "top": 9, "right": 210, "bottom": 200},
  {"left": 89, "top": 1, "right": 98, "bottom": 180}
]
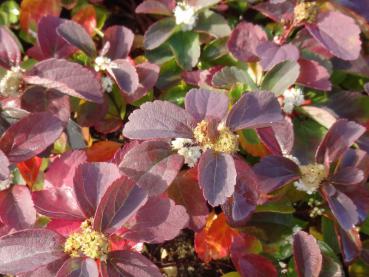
[
  {"left": 144, "top": 17, "right": 178, "bottom": 50},
  {"left": 0, "top": 1, "right": 20, "bottom": 24},
  {"left": 222, "top": 272, "right": 241, "bottom": 277},
  {"left": 256, "top": 200, "right": 295, "bottom": 214},
  {"left": 146, "top": 43, "right": 174, "bottom": 65},
  {"left": 202, "top": 37, "right": 228, "bottom": 61},
  {"left": 318, "top": 241, "right": 344, "bottom": 277},
  {"left": 156, "top": 59, "right": 182, "bottom": 90},
  {"left": 160, "top": 82, "right": 191, "bottom": 106},
  {"left": 261, "top": 60, "right": 300, "bottom": 95},
  {"left": 212, "top": 66, "right": 257, "bottom": 90},
  {"left": 168, "top": 31, "right": 200, "bottom": 70},
  {"left": 195, "top": 10, "right": 231, "bottom": 38}
]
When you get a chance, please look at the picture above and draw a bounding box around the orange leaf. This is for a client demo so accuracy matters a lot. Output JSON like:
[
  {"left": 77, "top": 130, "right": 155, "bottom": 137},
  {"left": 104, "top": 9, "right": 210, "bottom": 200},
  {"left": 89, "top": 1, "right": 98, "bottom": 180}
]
[
  {"left": 238, "top": 131, "right": 269, "bottom": 158},
  {"left": 72, "top": 4, "right": 97, "bottom": 35},
  {"left": 86, "top": 141, "right": 122, "bottom": 162},
  {"left": 17, "top": 156, "right": 42, "bottom": 188},
  {"left": 20, "top": 0, "right": 62, "bottom": 32},
  {"left": 194, "top": 212, "right": 239, "bottom": 263}
]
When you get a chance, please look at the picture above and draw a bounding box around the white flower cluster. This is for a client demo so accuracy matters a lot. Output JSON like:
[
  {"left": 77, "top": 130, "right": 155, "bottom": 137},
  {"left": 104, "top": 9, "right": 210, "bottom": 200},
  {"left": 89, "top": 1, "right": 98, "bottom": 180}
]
[
  {"left": 173, "top": 2, "right": 197, "bottom": 31},
  {"left": 0, "top": 66, "right": 24, "bottom": 97},
  {"left": 282, "top": 87, "right": 304, "bottom": 114},
  {"left": 308, "top": 198, "right": 325, "bottom": 218},
  {"left": 294, "top": 163, "right": 325, "bottom": 195},
  {"left": 94, "top": 56, "right": 114, "bottom": 72},
  {"left": 171, "top": 138, "right": 201, "bottom": 167},
  {"left": 101, "top": 76, "right": 114, "bottom": 93}
]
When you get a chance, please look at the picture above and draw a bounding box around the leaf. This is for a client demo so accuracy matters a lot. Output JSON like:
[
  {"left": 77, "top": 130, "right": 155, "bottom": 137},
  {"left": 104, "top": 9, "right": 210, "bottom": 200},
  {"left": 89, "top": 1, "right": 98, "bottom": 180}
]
[
  {"left": 56, "top": 20, "right": 96, "bottom": 56},
  {"left": 212, "top": 66, "right": 257, "bottom": 90},
  {"left": 56, "top": 258, "right": 98, "bottom": 277},
  {"left": 227, "top": 22, "right": 267, "bottom": 62},
  {"left": 144, "top": 17, "right": 177, "bottom": 50},
  {"left": 168, "top": 31, "right": 200, "bottom": 70},
  {"left": 0, "top": 229, "right": 66, "bottom": 275},
  {"left": 17, "top": 156, "right": 42, "bottom": 187},
  {"left": 24, "top": 58, "right": 103, "bottom": 103},
  {"left": 168, "top": 169, "right": 209, "bottom": 231},
  {"left": 256, "top": 41, "right": 300, "bottom": 71},
  {"left": 73, "top": 162, "right": 121, "bottom": 218},
  {"left": 93, "top": 176, "right": 148, "bottom": 234},
  {"left": 190, "top": 0, "right": 220, "bottom": 9},
  {"left": 86, "top": 141, "right": 122, "bottom": 162},
  {"left": 306, "top": 11, "right": 361, "bottom": 61},
  {"left": 185, "top": 88, "right": 229, "bottom": 122},
  {"left": 297, "top": 59, "right": 331, "bottom": 91},
  {"left": 0, "top": 185, "right": 36, "bottom": 230},
  {"left": 231, "top": 253, "right": 278, "bottom": 277},
  {"left": 261, "top": 60, "right": 300, "bottom": 95},
  {"left": 0, "top": 150, "right": 9, "bottom": 184},
  {"left": 293, "top": 231, "right": 323, "bottom": 277},
  {"left": 103, "top": 25, "right": 134, "bottom": 60},
  {"left": 0, "top": 26, "right": 21, "bottom": 68},
  {"left": 226, "top": 91, "right": 283, "bottom": 131},
  {"left": 135, "top": 0, "right": 173, "bottom": 16},
  {"left": 107, "top": 59, "right": 139, "bottom": 95},
  {"left": 122, "top": 100, "right": 195, "bottom": 139},
  {"left": 123, "top": 196, "right": 189, "bottom": 243},
  {"left": 335, "top": 226, "right": 362, "bottom": 264},
  {"left": 195, "top": 10, "right": 231, "bottom": 38},
  {"left": 71, "top": 4, "right": 96, "bottom": 35},
  {"left": 119, "top": 141, "right": 183, "bottom": 196},
  {"left": 20, "top": 257, "right": 68, "bottom": 277},
  {"left": 0, "top": 112, "right": 64, "bottom": 163},
  {"left": 253, "top": 1, "right": 295, "bottom": 22},
  {"left": 316, "top": 119, "right": 365, "bottom": 164},
  {"left": 198, "top": 150, "right": 236, "bottom": 206},
  {"left": 101, "top": 250, "right": 162, "bottom": 277}
]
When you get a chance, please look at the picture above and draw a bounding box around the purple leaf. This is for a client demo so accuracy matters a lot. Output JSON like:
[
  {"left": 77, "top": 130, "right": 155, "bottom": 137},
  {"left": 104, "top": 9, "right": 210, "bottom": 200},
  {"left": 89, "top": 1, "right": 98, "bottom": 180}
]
[
  {"left": 101, "top": 250, "right": 162, "bottom": 277},
  {"left": 103, "top": 25, "right": 134, "bottom": 60},
  {"left": 144, "top": 18, "right": 177, "bottom": 50},
  {"left": 256, "top": 41, "right": 300, "bottom": 71},
  {"left": 0, "top": 26, "right": 21, "bottom": 68},
  {"left": 0, "top": 112, "right": 64, "bottom": 163},
  {"left": 0, "top": 150, "right": 10, "bottom": 184},
  {"left": 316, "top": 119, "right": 365, "bottom": 164},
  {"left": 306, "top": 11, "right": 361, "bottom": 61},
  {"left": 227, "top": 22, "right": 267, "bottom": 62},
  {"left": 94, "top": 176, "right": 148, "bottom": 234},
  {"left": 198, "top": 150, "right": 236, "bottom": 206},
  {"left": 331, "top": 166, "right": 364, "bottom": 186},
  {"left": 20, "top": 257, "right": 68, "bottom": 277},
  {"left": 123, "top": 196, "right": 189, "bottom": 243},
  {"left": 56, "top": 258, "right": 98, "bottom": 277},
  {"left": 0, "top": 229, "right": 66, "bottom": 275},
  {"left": 185, "top": 88, "right": 229, "bottom": 122},
  {"left": 338, "top": 148, "right": 369, "bottom": 185},
  {"left": 253, "top": 155, "right": 300, "bottom": 193},
  {"left": 231, "top": 253, "right": 278, "bottom": 277},
  {"left": 119, "top": 141, "right": 183, "bottom": 196},
  {"left": 335, "top": 226, "right": 362, "bottom": 264},
  {"left": 123, "top": 100, "right": 195, "bottom": 139},
  {"left": 226, "top": 91, "right": 283, "bottom": 131},
  {"left": 293, "top": 231, "right": 323, "bottom": 277},
  {"left": 37, "top": 16, "right": 76, "bottom": 59},
  {"left": 135, "top": 0, "right": 173, "bottom": 16},
  {"left": 107, "top": 59, "right": 139, "bottom": 96},
  {"left": 56, "top": 20, "right": 96, "bottom": 57},
  {"left": 73, "top": 162, "right": 121, "bottom": 218},
  {"left": 24, "top": 59, "right": 103, "bottom": 103},
  {"left": 0, "top": 185, "right": 36, "bottom": 230},
  {"left": 167, "top": 169, "right": 209, "bottom": 231},
  {"left": 297, "top": 59, "right": 332, "bottom": 91},
  {"left": 253, "top": 1, "right": 295, "bottom": 23}
]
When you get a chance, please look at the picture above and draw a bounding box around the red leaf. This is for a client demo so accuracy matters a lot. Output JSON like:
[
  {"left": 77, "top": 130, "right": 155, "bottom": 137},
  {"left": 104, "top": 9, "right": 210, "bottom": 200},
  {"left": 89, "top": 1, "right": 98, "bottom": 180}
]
[
  {"left": 17, "top": 156, "right": 42, "bottom": 188},
  {"left": 297, "top": 59, "right": 332, "bottom": 91},
  {"left": 72, "top": 4, "right": 97, "bottom": 35},
  {"left": 86, "top": 141, "right": 122, "bottom": 162},
  {"left": 0, "top": 27, "right": 21, "bottom": 68},
  {"left": 232, "top": 253, "right": 278, "bottom": 277}
]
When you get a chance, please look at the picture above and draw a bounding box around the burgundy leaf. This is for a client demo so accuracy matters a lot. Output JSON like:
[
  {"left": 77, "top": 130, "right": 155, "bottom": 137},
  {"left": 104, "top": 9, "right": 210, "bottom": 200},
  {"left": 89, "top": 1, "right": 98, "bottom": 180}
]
[
  {"left": 0, "top": 185, "right": 36, "bottom": 230},
  {"left": 0, "top": 112, "right": 64, "bottom": 163},
  {"left": 46, "top": 219, "right": 82, "bottom": 237},
  {"left": 0, "top": 150, "right": 10, "bottom": 183},
  {"left": 0, "top": 26, "right": 21, "bottom": 68},
  {"left": 253, "top": 155, "right": 300, "bottom": 193},
  {"left": 37, "top": 16, "right": 76, "bottom": 59},
  {"left": 293, "top": 231, "right": 323, "bottom": 277},
  {"left": 103, "top": 25, "right": 134, "bottom": 60},
  {"left": 168, "top": 169, "right": 209, "bottom": 231},
  {"left": 335, "top": 226, "right": 362, "bottom": 264},
  {"left": 94, "top": 176, "right": 148, "bottom": 234},
  {"left": 226, "top": 91, "right": 283, "bottom": 131},
  {"left": 123, "top": 100, "right": 196, "bottom": 139},
  {"left": 135, "top": 0, "right": 173, "bottom": 16},
  {"left": 306, "top": 11, "right": 361, "bottom": 61},
  {"left": 227, "top": 22, "right": 267, "bottom": 62},
  {"left": 297, "top": 59, "right": 332, "bottom": 91},
  {"left": 144, "top": 18, "right": 177, "bottom": 50},
  {"left": 0, "top": 229, "right": 66, "bottom": 275},
  {"left": 101, "top": 250, "right": 162, "bottom": 277},
  {"left": 331, "top": 166, "right": 364, "bottom": 186},
  {"left": 253, "top": 1, "right": 295, "bottom": 23},
  {"left": 231, "top": 253, "right": 278, "bottom": 277},
  {"left": 256, "top": 41, "right": 300, "bottom": 71},
  {"left": 316, "top": 119, "right": 365, "bottom": 164},
  {"left": 185, "top": 88, "right": 229, "bottom": 122},
  {"left": 56, "top": 20, "right": 96, "bottom": 57},
  {"left": 337, "top": 147, "right": 369, "bottom": 183},
  {"left": 73, "top": 162, "right": 121, "bottom": 218},
  {"left": 198, "top": 150, "right": 236, "bottom": 206},
  {"left": 119, "top": 141, "right": 183, "bottom": 196},
  {"left": 123, "top": 196, "right": 189, "bottom": 243},
  {"left": 107, "top": 59, "right": 139, "bottom": 96},
  {"left": 321, "top": 184, "right": 359, "bottom": 231},
  {"left": 56, "top": 258, "right": 98, "bottom": 277},
  {"left": 24, "top": 58, "right": 103, "bottom": 103},
  {"left": 20, "top": 257, "right": 68, "bottom": 277}
]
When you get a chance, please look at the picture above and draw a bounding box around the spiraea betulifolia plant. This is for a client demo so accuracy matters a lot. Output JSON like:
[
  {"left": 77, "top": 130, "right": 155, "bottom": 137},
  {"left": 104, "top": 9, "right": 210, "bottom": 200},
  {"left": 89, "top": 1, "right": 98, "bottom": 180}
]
[{"left": 0, "top": 0, "right": 369, "bottom": 276}]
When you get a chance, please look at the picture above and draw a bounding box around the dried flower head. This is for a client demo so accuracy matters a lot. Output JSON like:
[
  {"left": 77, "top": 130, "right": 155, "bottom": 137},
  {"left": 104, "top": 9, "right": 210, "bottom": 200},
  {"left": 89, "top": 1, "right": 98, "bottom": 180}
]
[{"left": 294, "top": 1, "right": 319, "bottom": 23}]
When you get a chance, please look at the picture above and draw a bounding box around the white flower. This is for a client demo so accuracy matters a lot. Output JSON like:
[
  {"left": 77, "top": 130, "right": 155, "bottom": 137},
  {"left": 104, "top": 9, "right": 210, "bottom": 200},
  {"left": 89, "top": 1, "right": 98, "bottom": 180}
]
[
  {"left": 282, "top": 87, "right": 304, "bottom": 114},
  {"left": 173, "top": 2, "right": 197, "bottom": 31},
  {"left": 171, "top": 138, "right": 193, "bottom": 150},
  {"left": 294, "top": 163, "right": 326, "bottom": 194},
  {"left": 0, "top": 179, "right": 11, "bottom": 191},
  {"left": 171, "top": 138, "right": 201, "bottom": 167},
  {"left": 94, "top": 56, "right": 113, "bottom": 72},
  {"left": 0, "top": 66, "right": 24, "bottom": 97},
  {"left": 101, "top": 76, "right": 114, "bottom": 93}
]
